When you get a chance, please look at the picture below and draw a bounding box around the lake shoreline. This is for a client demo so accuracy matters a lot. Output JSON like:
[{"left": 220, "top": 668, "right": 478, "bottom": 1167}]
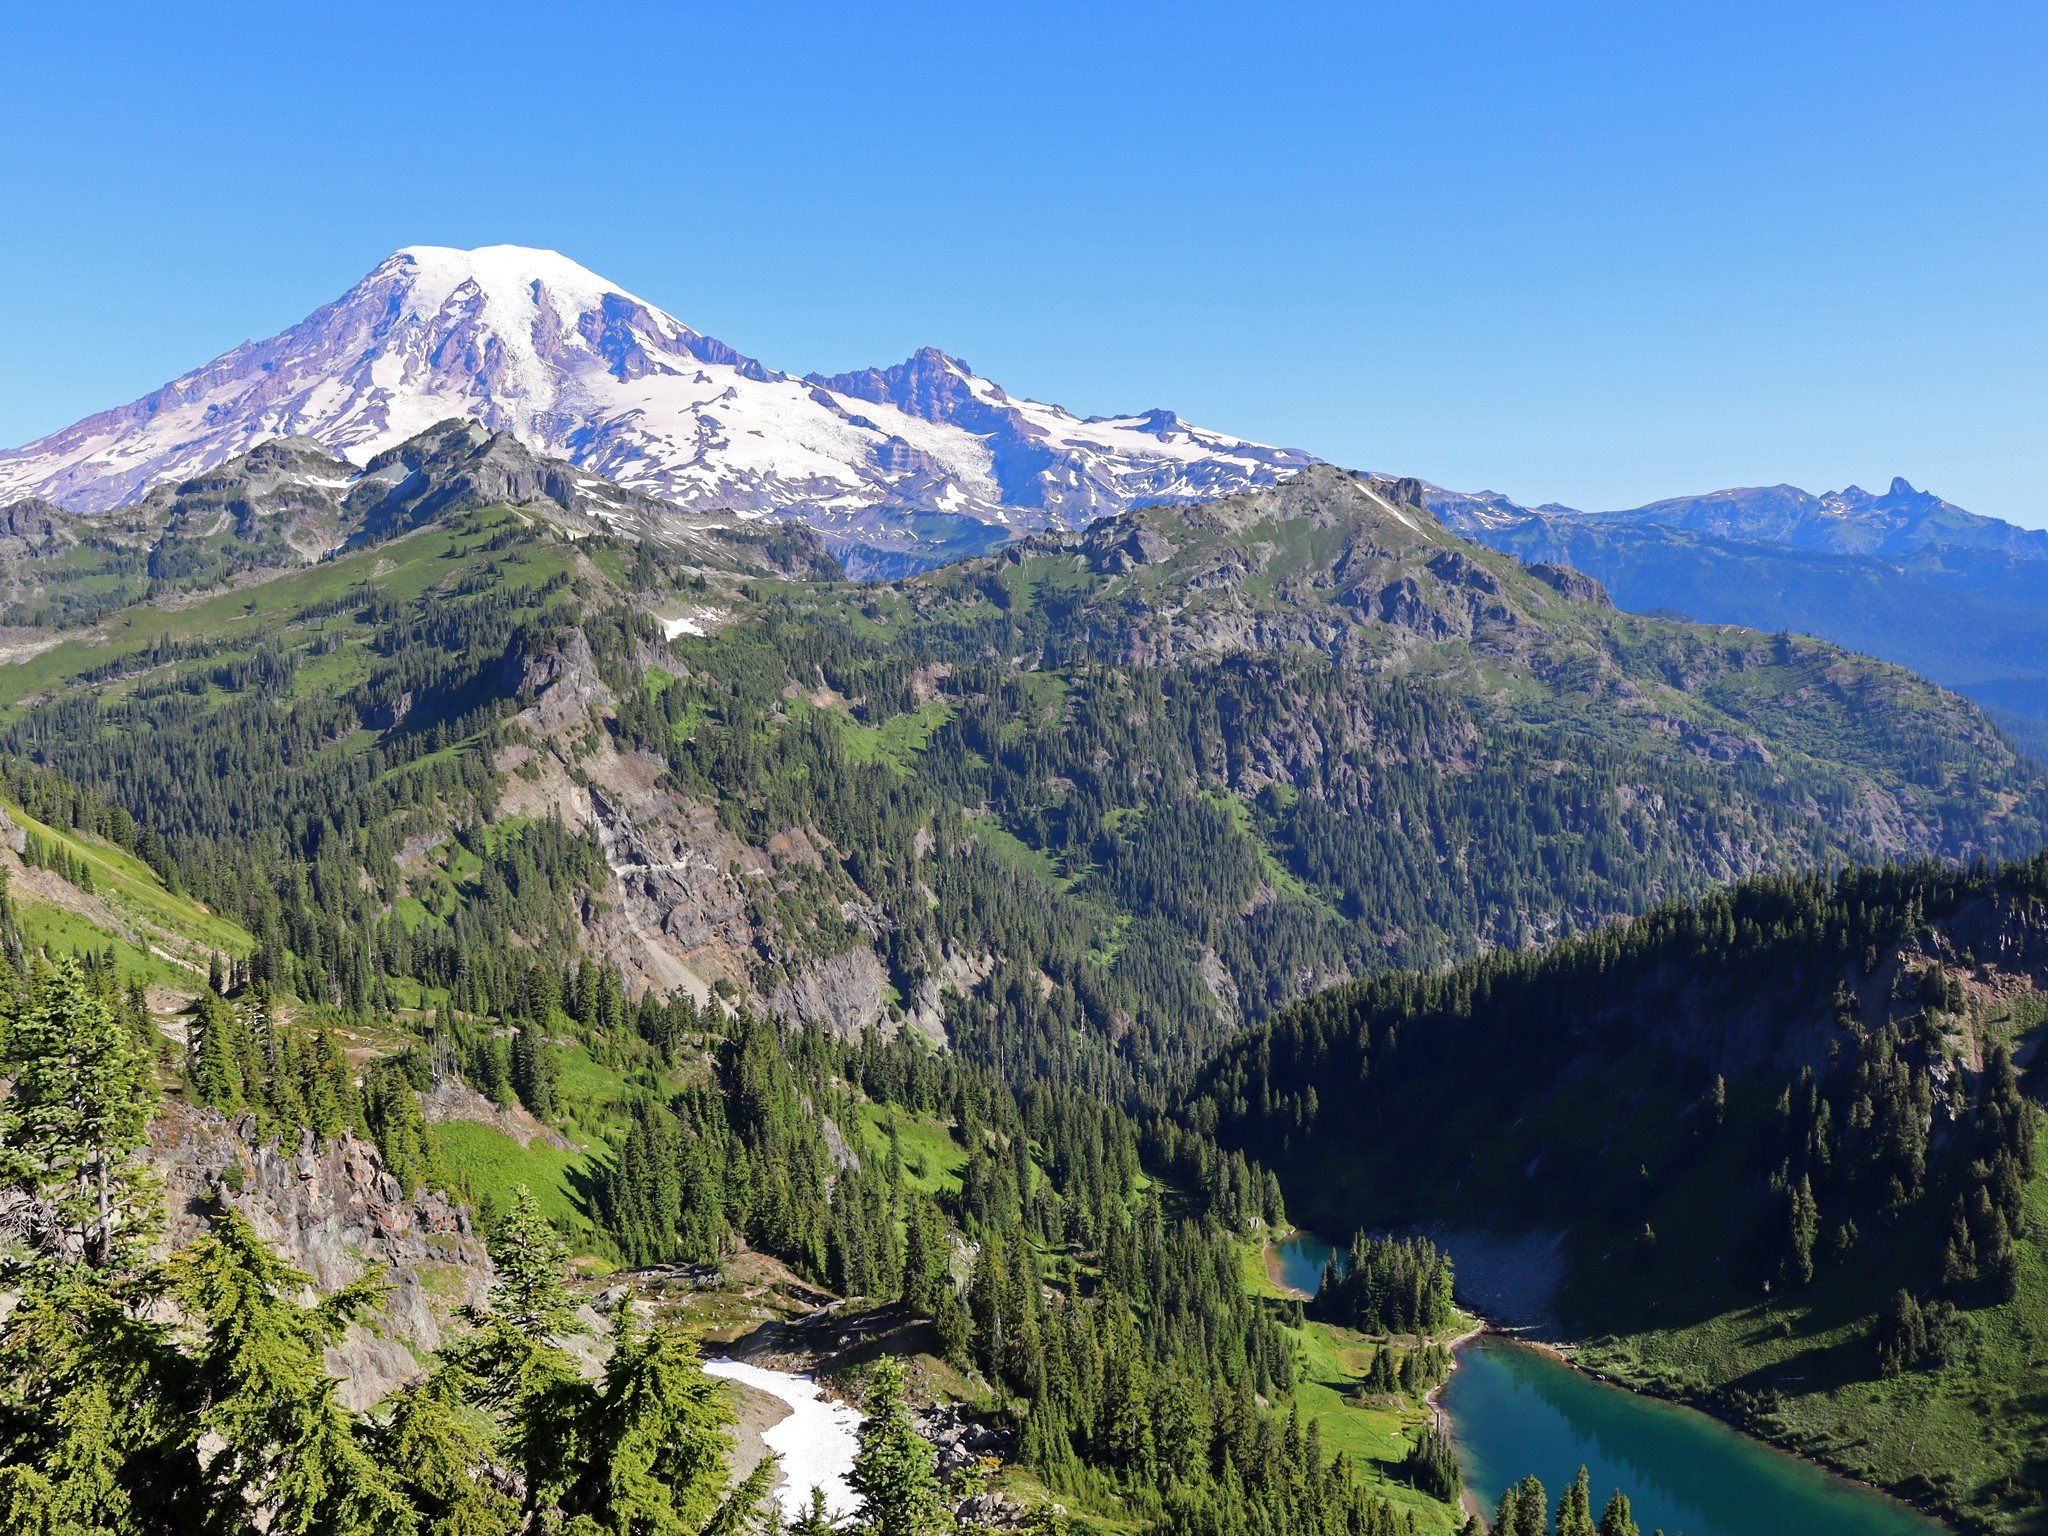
[
  {"left": 1441, "top": 1328, "right": 1959, "bottom": 1535},
  {"left": 1264, "top": 1228, "right": 1319, "bottom": 1297},
  {"left": 1261, "top": 1228, "right": 1953, "bottom": 1531},
  {"left": 1421, "top": 1322, "right": 1490, "bottom": 1524}
]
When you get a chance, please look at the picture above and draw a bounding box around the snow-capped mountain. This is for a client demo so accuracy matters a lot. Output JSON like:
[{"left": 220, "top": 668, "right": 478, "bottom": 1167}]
[{"left": 0, "top": 245, "right": 1310, "bottom": 556}]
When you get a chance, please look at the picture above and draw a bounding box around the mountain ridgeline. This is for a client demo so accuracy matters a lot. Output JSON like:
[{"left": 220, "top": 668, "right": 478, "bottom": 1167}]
[
  {"left": 6, "top": 423, "right": 2048, "bottom": 1531},
  {"left": 2, "top": 446, "right": 2045, "bottom": 1085},
  {"left": 1433, "top": 477, "right": 2048, "bottom": 760}
]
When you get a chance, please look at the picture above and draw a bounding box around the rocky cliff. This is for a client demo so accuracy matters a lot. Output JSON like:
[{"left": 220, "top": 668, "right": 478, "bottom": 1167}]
[{"left": 151, "top": 1101, "right": 492, "bottom": 1410}]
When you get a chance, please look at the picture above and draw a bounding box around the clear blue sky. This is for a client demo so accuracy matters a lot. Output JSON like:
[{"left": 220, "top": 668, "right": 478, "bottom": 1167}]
[{"left": 4, "top": 2, "right": 2043, "bottom": 519}]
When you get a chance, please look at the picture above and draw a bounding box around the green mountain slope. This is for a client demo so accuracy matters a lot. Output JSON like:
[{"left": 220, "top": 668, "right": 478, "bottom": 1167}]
[
  {"left": 1189, "top": 856, "right": 2048, "bottom": 1531},
  {"left": 5, "top": 455, "right": 2046, "bottom": 1087},
  {"left": 1440, "top": 487, "right": 2048, "bottom": 761},
  {"left": 12, "top": 438, "right": 2048, "bottom": 1529}
]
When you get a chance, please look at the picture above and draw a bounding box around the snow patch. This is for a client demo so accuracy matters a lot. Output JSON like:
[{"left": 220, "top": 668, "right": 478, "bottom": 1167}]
[
  {"left": 657, "top": 606, "right": 721, "bottom": 640},
  {"left": 1359, "top": 483, "right": 1421, "bottom": 530},
  {"left": 701, "top": 1358, "right": 862, "bottom": 1520}
]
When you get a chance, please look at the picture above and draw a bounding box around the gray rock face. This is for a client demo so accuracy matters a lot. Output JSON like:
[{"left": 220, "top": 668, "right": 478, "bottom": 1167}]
[
  {"left": 1527, "top": 561, "right": 1610, "bottom": 605},
  {"left": 493, "top": 640, "right": 763, "bottom": 1002},
  {"left": 915, "top": 1402, "right": 1014, "bottom": 1471},
  {"left": 770, "top": 946, "right": 892, "bottom": 1038},
  {"left": 0, "top": 496, "right": 79, "bottom": 544},
  {"left": 513, "top": 627, "right": 615, "bottom": 737},
  {"left": 152, "top": 1101, "right": 492, "bottom": 1410},
  {"left": 904, "top": 946, "right": 991, "bottom": 1047}
]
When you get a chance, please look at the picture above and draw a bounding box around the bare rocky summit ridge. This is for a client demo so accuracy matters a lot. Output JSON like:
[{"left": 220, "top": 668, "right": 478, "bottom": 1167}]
[{"left": 0, "top": 418, "right": 839, "bottom": 626}]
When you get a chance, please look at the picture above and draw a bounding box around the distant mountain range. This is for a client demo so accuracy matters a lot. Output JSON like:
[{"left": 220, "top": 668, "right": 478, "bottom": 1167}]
[
  {"left": 1436, "top": 476, "right": 2048, "bottom": 558},
  {"left": 0, "top": 245, "right": 1309, "bottom": 568},
  {"left": 9, "top": 241, "right": 2048, "bottom": 741},
  {"left": 1430, "top": 477, "right": 2048, "bottom": 757}
]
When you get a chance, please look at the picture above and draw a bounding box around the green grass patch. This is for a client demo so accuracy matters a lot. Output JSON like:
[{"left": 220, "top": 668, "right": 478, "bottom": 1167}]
[
  {"left": 973, "top": 820, "right": 1075, "bottom": 891},
  {"left": 552, "top": 1041, "right": 645, "bottom": 1148},
  {"left": 1205, "top": 788, "right": 1321, "bottom": 906},
  {"left": 14, "top": 901, "right": 203, "bottom": 992},
  {"left": 3, "top": 798, "right": 252, "bottom": 968},
  {"left": 432, "top": 1121, "right": 600, "bottom": 1248},
  {"left": 834, "top": 698, "right": 955, "bottom": 775},
  {"left": 1284, "top": 1317, "right": 1464, "bottom": 1533},
  {"left": 858, "top": 1104, "right": 967, "bottom": 1196}
]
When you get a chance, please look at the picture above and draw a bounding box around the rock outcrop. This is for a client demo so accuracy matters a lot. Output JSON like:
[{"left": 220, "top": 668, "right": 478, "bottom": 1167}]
[
  {"left": 770, "top": 947, "right": 892, "bottom": 1038},
  {"left": 151, "top": 1101, "right": 493, "bottom": 1410}
]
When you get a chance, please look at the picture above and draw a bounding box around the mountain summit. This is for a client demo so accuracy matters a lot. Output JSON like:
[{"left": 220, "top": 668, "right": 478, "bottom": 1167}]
[{"left": 0, "top": 245, "right": 1310, "bottom": 557}]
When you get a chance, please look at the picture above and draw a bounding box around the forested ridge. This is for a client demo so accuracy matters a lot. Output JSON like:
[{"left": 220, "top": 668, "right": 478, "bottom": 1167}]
[
  {"left": 1193, "top": 854, "right": 2048, "bottom": 1530},
  {"left": 1443, "top": 501, "right": 2048, "bottom": 760},
  {"left": 2, "top": 463, "right": 2041, "bottom": 1089},
  {"left": 3, "top": 452, "right": 2047, "bottom": 1532}
]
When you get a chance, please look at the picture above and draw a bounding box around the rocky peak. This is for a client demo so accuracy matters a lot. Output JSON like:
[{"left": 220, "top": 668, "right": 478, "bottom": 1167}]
[
  {"left": 807, "top": 347, "right": 996, "bottom": 425},
  {"left": 0, "top": 496, "right": 80, "bottom": 544},
  {"left": 350, "top": 419, "right": 585, "bottom": 537},
  {"left": 1527, "top": 561, "right": 1611, "bottom": 606},
  {"left": 1185, "top": 464, "right": 1445, "bottom": 543}
]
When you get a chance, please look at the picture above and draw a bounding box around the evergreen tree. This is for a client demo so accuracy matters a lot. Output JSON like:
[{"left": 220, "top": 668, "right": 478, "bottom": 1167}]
[
  {"left": 1787, "top": 1174, "right": 1819, "bottom": 1287},
  {"left": 1, "top": 958, "right": 159, "bottom": 1270},
  {"left": 172, "top": 1205, "right": 418, "bottom": 1535},
  {"left": 787, "top": 1487, "right": 836, "bottom": 1535},
  {"left": 850, "top": 1357, "right": 949, "bottom": 1536},
  {"left": 510, "top": 1023, "right": 559, "bottom": 1122},
  {"left": 1557, "top": 1465, "right": 1597, "bottom": 1536},
  {"left": 1400, "top": 1424, "right": 1460, "bottom": 1501},
  {"left": 0, "top": 1265, "right": 196, "bottom": 1534},
  {"left": 363, "top": 1059, "right": 447, "bottom": 1199},
  {"left": 371, "top": 1365, "right": 521, "bottom": 1536},
  {"left": 1875, "top": 1288, "right": 1928, "bottom": 1376},
  {"left": 188, "top": 988, "right": 245, "bottom": 1113},
  {"left": 1598, "top": 1488, "right": 1641, "bottom": 1536},
  {"left": 901, "top": 1196, "right": 951, "bottom": 1318},
  {"left": 555, "top": 1300, "right": 778, "bottom": 1535},
  {"left": 481, "top": 1184, "right": 578, "bottom": 1340},
  {"left": 1493, "top": 1474, "right": 1546, "bottom": 1536}
]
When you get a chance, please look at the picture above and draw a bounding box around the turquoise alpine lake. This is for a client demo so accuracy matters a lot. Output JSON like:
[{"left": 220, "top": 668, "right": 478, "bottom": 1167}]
[
  {"left": 1443, "top": 1335, "right": 1946, "bottom": 1536},
  {"left": 1270, "top": 1229, "right": 1343, "bottom": 1294}
]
